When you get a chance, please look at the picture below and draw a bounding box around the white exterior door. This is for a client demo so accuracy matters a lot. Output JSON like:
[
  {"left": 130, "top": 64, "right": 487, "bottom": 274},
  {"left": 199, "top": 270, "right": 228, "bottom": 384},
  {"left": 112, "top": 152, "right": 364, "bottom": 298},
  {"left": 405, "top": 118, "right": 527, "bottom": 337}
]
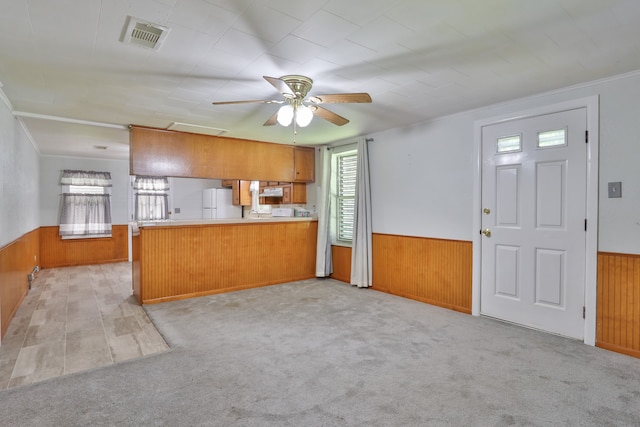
[{"left": 480, "top": 108, "right": 587, "bottom": 339}]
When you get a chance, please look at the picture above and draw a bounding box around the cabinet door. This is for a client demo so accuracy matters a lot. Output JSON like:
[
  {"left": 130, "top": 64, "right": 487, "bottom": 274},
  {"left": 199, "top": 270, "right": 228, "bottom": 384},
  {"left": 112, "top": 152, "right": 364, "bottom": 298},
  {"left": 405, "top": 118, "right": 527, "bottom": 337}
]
[
  {"left": 281, "top": 186, "right": 291, "bottom": 204},
  {"left": 221, "top": 179, "right": 234, "bottom": 187},
  {"left": 294, "top": 147, "right": 315, "bottom": 182},
  {"left": 291, "top": 183, "right": 307, "bottom": 204},
  {"left": 231, "top": 181, "right": 240, "bottom": 205},
  {"left": 224, "top": 141, "right": 295, "bottom": 181},
  {"left": 231, "top": 180, "right": 252, "bottom": 206}
]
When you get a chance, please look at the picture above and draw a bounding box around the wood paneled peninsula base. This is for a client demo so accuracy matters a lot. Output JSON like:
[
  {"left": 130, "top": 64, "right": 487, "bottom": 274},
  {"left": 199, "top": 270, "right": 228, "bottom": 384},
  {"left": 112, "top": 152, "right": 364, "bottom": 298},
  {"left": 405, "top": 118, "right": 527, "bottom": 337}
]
[{"left": 132, "top": 218, "right": 318, "bottom": 304}]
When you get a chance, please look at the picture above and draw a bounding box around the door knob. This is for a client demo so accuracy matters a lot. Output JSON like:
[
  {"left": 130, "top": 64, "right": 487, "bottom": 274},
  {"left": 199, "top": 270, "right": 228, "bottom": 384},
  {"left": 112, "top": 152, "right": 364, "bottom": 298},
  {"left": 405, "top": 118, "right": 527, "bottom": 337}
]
[
  {"left": 483, "top": 208, "right": 491, "bottom": 214},
  {"left": 481, "top": 228, "right": 491, "bottom": 237}
]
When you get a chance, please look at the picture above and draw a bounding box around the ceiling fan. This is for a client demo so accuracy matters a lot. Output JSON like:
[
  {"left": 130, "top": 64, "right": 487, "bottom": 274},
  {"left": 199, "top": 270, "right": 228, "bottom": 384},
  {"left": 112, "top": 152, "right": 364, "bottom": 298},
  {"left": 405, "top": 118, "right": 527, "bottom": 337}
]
[{"left": 212, "top": 75, "right": 372, "bottom": 128}]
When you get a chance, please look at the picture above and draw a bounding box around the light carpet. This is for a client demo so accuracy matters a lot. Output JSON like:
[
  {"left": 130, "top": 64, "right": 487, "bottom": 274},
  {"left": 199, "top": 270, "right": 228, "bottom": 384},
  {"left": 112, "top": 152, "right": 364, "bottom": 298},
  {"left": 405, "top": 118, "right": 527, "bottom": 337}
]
[{"left": 0, "top": 278, "right": 639, "bottom": 426}]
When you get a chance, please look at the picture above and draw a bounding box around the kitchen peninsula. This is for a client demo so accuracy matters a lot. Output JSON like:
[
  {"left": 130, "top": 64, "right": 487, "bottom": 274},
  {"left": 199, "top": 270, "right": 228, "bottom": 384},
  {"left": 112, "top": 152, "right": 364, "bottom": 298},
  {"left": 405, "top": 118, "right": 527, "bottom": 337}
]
[
  {"left": 132, "top": 217, "right": 317, "bottom": 304},
  {"left": 129, "top": 125, "right": 318, "bottom": 304}
]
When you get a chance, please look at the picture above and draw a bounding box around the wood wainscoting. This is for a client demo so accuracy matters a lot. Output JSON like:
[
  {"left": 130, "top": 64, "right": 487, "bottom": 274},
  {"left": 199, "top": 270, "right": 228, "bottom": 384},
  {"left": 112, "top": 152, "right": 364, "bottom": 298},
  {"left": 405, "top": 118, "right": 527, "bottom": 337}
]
[
  {"left": 39, "top": 225, "right": 129, "bottom": 269},
  {"left": 597, "top": 252, "right": 640, "bottom": 358},
  {"left": 135, "top": 220, "right": 318, "bottom": 304},
  {"left": 372, "top": 233, "right": 472, "bottom": 314},
  {"left": 0, "top": 228, "right": 40, "bottom": 338},
  {"left": 331, "top": 245, "right": 352, "bottom": 283}
]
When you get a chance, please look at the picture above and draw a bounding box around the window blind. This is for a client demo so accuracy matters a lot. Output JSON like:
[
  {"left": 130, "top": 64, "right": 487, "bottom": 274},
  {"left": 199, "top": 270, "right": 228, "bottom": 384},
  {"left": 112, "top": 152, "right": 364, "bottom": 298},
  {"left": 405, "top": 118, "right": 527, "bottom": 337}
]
[{"left": 337, "top": 153, "right": 357, "bottom": 242}]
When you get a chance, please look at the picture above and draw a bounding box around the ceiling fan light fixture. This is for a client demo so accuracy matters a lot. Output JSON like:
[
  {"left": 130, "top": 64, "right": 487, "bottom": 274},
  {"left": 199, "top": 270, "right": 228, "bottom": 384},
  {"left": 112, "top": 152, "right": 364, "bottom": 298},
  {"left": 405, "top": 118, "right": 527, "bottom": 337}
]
[
  {"left": 213, "top": 74, "right": 371, "bottom": 128},
  {"left": 296, "top": 105, "right": 313, "bottom": 127},
  {"left": 277, "top": 104, "right": 294, "bottom": 126}
]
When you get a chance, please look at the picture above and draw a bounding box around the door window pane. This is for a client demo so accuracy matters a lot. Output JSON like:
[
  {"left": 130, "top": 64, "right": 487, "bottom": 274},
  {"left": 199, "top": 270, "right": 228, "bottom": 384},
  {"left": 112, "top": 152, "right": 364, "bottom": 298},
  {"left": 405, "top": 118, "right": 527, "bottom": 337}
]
[
  {"left": 538, "top": 129, "right": 566, "bottom": 148},
  {"left": 497, "top": 135, "right": 522, "bottom": 153}
]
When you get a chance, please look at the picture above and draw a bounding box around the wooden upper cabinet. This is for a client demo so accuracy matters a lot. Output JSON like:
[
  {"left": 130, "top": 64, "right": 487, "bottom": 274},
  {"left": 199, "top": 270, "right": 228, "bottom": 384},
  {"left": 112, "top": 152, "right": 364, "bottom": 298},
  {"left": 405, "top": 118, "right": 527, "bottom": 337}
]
[
  {"left": 259, "top": 182, "right": 307, "bottom": 205},
  {"left": 294, "top": 147, "right": 315, "bottom": 182},
  {"left": 129, "top": 126, "right": 226, "bottom": 178},
  {"left": 231, "top": 180, "right": 252, "bottom": 206},
  {"left": 129, "top": 126, "right": 302, "bottom": 182},
  {"left": 290, "top": 182, "right": 307, "bottom": 204},
  {"left": 223, "top": 140, "right": 294, "bottom": 181}
]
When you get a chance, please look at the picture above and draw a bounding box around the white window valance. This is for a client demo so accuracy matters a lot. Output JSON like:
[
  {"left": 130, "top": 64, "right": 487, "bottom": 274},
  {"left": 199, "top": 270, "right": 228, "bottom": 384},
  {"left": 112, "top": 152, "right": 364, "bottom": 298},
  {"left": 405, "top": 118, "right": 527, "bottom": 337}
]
[
  {"left": 133, "top": 176, "right": 169, "bottom": 191},
  {"left": 60, "top": 170, "right": 112, "bottom": 187}
]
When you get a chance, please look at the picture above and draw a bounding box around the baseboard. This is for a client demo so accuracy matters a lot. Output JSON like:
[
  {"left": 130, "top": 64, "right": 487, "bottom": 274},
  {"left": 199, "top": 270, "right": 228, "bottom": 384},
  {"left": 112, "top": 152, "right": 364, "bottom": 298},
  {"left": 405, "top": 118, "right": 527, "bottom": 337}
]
[
  {"left": 141, "top": 275, "right": 315, "bottom": 305},
  {"left": 596, "top": 341, "right": 640, "bottom": 359}
]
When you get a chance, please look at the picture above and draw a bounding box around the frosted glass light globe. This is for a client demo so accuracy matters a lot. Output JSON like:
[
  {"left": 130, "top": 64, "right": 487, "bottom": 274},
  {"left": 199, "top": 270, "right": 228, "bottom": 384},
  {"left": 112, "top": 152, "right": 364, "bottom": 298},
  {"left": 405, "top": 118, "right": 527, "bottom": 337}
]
[
  {"left": 296, "top": 105, "right": 313, "bottom": 127},
  {"left": 277, "top": 105, "right": 294, "bottom": 126}
]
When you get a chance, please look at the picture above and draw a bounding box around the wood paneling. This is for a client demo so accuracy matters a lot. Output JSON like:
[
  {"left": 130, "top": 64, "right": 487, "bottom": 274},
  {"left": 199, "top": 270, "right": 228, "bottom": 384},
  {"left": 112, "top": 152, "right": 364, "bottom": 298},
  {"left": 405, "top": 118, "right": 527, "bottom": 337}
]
[
  {"left": 39, "top": 225, "right": 128, "bottom": 269},
  {"left": 129, "top": 126, "right": 307, "bottom": 182},
  {"left": 136, "top": 220, "right": 318, "bottom": 304},
  {"left": 597, "top": 252, "right": 640, "bottom": 358},
  {"left": 331, "top": 245, "right": 352, "bottom": 283},
  {"left": 372, "top": 233, "right": 472, "bottom": 314},
  {"left": 0, "top": 228, "right": 40, "bottom": 338}
]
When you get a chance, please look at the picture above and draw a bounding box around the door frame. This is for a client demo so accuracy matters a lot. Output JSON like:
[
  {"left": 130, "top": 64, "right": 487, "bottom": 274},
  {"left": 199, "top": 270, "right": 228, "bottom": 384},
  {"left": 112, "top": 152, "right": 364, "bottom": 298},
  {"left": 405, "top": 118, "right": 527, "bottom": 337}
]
[{"left": 472, "top": 96, "right": 599, "bottom": 345}]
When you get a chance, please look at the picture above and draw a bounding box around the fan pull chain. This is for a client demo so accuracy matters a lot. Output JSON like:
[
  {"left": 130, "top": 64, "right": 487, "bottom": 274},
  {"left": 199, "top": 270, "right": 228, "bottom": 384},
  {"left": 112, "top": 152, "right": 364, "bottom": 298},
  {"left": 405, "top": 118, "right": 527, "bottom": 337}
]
[{"left": 292, "top": 110, "right": 298, "bottom": 143}]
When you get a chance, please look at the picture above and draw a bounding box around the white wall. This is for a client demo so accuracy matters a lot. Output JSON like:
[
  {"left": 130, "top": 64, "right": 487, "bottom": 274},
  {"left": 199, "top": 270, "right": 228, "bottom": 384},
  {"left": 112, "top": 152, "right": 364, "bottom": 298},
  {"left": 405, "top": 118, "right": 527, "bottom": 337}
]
[
  {"left": 0, "top": 99, "right": 39, "bottom": 247},
  {"left": 169, "top": 177, "right": 221, "bottom": 220},
  {"left": 367, "top": 71, "right": 640, "bottom": 254},
  {"left": 39, "top": 156, "right": 130, "bottom": 226},
  {"left": 369, "top": 117, "right": 473, "bottom": 242}
]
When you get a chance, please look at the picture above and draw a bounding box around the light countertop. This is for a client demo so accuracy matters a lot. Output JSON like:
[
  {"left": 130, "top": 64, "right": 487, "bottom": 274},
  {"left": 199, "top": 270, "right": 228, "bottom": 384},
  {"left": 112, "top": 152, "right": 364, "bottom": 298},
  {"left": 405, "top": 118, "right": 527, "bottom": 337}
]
[{"left": 135, "top": 216, "right": 317, "bottom": 229}]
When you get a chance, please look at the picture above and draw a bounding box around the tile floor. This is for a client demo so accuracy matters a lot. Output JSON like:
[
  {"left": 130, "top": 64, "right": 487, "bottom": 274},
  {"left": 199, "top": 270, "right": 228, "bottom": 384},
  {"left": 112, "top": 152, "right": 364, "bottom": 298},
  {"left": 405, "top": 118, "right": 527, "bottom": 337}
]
[{"left": 0, "top": 262, "right": 169, "bottom": 389}]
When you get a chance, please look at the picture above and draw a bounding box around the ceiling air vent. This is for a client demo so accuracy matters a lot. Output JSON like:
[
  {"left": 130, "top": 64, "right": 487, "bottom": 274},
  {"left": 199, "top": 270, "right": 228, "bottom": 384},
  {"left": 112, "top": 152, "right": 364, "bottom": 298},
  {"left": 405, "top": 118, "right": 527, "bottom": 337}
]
[{"left": 121, "top": 17, "right": 169, "bottom": 50}]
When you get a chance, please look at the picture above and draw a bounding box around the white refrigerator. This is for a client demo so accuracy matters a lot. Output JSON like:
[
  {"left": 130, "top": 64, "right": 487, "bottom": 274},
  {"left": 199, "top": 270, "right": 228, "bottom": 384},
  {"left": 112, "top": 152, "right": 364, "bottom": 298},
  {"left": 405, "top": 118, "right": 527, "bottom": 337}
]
[{"left": 202, "top": 188, "right": 242, "bottom": 219}]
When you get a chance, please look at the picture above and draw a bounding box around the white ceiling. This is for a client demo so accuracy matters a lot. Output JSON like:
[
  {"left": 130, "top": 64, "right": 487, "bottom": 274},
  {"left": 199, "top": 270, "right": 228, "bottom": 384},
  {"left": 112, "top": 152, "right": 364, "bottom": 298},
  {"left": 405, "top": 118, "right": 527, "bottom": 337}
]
[{"left": 2, "top": 0, "right": 640, "bottom": 160}]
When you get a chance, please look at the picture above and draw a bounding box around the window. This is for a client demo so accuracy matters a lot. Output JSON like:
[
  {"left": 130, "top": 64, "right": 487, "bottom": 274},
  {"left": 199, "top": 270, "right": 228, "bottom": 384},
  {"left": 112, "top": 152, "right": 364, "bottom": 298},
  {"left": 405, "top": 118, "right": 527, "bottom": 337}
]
[
  {"left": 336, "top": 151, "right": 357, "bottom": 243},
  {"left": 59, "top": 170, "right": 112, "bottom": 239},
  {"left": 496, "top": 134, "right": 522, "bottom": 153},
  {"left": 133, "top": 176, "right": 169, "bottom": 221},
  {"left": 537, "top": 128, "right": 566, "bottom": 148},
  {"left": 69, "top": 185, "right": 105, "bottom": 195}
]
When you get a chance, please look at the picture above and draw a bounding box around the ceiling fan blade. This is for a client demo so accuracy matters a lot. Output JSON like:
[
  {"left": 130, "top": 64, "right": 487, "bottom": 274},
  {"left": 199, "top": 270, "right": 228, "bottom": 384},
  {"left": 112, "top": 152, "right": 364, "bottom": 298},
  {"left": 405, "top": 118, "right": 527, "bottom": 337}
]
[
  {"left": 308, "top": 93, "right": 372, "bottom": 104},
  {"left": 310, "top": 106, "right": 349, "bottom": 126},
  {"left": 212, "top": 99, "right": 281, "bottom": 105},
  {"left": 263, "top": 76, "right": 295, "bottom": 97},
  {"left": 263, "top": 111, "right": 278, "bottom": 126}
]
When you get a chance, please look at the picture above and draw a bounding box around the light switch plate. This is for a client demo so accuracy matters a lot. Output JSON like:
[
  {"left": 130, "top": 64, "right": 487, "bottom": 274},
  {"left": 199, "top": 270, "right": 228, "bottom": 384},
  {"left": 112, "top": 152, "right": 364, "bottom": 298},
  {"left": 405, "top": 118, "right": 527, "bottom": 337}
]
[{"left": 608, "top": 182, "right": 621, "bottom": 198}]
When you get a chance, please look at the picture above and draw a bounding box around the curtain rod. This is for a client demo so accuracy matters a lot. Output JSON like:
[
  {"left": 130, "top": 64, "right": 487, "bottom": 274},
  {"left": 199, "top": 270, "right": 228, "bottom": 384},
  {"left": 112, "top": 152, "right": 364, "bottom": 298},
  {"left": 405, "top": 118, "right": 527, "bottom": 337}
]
[{"left": 325, "top": 137, "right": 374, "bottom": 149}]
